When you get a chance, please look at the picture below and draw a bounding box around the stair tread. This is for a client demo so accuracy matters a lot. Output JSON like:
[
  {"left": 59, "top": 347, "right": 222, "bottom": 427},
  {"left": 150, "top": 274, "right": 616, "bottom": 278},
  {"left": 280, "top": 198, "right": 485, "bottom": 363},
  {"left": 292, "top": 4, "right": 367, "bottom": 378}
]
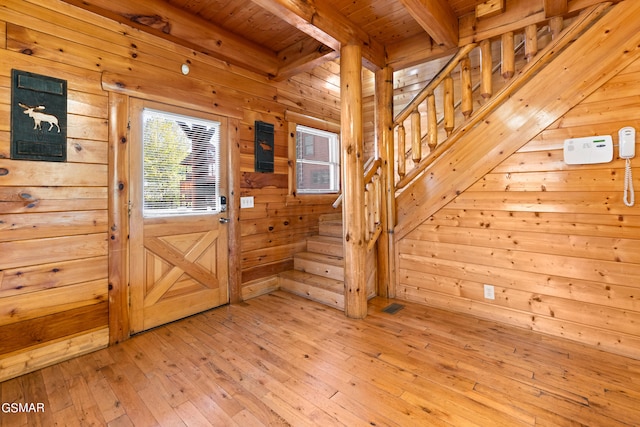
[
  {"left": 279, "top": 270, "right": 344, "bottom": 293},
  {"left": 306, "top": 235, "right": 344, "bottom": 257},
  {"left": 319, "top": 213, "right": 342, "bottom": 222},
  {"left": 295, "top": 251, "right": 343, "bottom": 266},
  {"left": 307, "top": 235, "right": 342, "bottom": 244}
]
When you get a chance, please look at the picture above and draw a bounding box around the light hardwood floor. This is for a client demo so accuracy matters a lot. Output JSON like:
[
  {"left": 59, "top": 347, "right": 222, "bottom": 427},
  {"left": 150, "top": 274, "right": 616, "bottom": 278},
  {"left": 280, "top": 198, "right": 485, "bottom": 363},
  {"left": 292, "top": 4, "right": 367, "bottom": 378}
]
[{"left": 1, "top": 291, "right": 639, "bottom": 426}]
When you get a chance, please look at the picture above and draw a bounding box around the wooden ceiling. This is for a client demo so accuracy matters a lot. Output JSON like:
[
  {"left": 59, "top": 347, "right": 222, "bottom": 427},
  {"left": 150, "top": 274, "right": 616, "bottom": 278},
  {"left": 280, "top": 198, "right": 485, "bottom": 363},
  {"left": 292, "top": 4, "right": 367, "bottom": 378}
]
[{"left": 59, "top": 0, "right": 584, "bottom": 80}]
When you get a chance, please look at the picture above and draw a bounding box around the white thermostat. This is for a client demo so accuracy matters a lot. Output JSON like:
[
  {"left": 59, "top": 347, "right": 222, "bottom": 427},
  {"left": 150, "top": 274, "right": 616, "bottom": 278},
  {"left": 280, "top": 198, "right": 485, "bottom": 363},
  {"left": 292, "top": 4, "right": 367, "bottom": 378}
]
[{"left": 563, "top": 135, "right": 613, "bottom": 165}]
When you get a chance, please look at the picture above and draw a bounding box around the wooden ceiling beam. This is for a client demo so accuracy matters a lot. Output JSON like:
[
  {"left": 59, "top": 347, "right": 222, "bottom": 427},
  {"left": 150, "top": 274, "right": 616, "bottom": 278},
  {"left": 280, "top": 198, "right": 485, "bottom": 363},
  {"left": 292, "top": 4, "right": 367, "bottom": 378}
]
[
  {"left": 60, "top": 0, "right": 280, "bottom": 77},
  {"left": 385, "top": 33, "right": 453, "bottom": 71},
  {"left": 544, "top": 0, "right": 568, "bottom": 17},
  {"left": 398, "top": 0, "right": 459, "bottom": 48},
  {"left": 249, "top": 0, "right": 385, "bottom": 70},
  {"left": 274, "top": 40, "right": 339, "bottom": 81},
  {"left": 476, "top": 0, "right": 506, "bottom": 19},
  {"left": 459, "top": 0, "right": 545, "bottom": 45}
]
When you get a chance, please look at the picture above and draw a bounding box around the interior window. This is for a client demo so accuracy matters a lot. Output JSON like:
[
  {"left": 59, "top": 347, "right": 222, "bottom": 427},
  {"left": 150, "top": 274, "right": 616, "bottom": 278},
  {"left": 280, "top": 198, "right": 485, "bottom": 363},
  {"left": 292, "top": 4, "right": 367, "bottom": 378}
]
[
  {"left": 142, "top": 108, "right": 221, "bottom": 217},
  {"left": 295, "top": 125, "right": 340, "bottom": 194}
]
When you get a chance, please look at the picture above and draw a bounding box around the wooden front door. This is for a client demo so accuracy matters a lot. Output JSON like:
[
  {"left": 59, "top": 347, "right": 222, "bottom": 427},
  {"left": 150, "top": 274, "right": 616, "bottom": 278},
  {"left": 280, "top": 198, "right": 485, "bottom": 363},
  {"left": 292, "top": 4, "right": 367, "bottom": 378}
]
[{"left": 129, "top": 99, "right": 229, "bottom": 333}]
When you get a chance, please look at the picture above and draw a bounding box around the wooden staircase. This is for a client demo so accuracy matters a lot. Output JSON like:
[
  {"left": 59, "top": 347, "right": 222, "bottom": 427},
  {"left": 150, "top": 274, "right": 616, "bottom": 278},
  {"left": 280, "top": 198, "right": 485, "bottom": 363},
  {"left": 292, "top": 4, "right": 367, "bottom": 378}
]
[{"left": 278, "top": 214, "right": 376, "bottom": 310}]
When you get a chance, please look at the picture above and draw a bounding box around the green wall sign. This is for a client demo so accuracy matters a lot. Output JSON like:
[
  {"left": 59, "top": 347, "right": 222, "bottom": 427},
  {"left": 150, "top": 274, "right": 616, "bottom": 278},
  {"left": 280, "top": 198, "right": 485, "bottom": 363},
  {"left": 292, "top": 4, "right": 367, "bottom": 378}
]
[{"left": 11, "top": 70, "right": 67, "bottom": 162}]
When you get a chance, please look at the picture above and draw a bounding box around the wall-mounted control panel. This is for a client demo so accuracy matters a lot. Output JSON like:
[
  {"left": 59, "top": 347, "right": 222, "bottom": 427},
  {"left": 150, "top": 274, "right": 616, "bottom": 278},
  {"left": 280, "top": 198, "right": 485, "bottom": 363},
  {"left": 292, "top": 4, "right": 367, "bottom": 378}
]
[{"left": 563, "top": 135, "right": 613, "bottom": 165}]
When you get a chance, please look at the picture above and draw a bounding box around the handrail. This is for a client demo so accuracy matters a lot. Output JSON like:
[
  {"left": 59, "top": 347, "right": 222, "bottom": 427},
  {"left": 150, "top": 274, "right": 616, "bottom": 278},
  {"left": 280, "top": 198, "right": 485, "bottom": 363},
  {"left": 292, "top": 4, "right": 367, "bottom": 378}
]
[
  {"left": 331, "top": 193, "right": 342, "bottom": 209},
  {"left": 332, "top": 156, "right": 378, "bottom": 208},
  {"left": 331, "top": 154, "right": 384, "bottom": 248},
  {"left": 364, "top": 158, "right": 382, "bottom": 184},
  {"left": 394, "top": 2, "right": 610, "bottom": 191}
]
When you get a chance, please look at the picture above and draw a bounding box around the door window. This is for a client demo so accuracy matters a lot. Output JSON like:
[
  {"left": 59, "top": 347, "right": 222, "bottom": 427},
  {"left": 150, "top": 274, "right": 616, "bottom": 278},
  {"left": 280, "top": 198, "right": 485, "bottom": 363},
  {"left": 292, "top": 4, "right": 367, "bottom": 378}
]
[{"left": 142, "top": 109, "right": 221, "bottom": 217}]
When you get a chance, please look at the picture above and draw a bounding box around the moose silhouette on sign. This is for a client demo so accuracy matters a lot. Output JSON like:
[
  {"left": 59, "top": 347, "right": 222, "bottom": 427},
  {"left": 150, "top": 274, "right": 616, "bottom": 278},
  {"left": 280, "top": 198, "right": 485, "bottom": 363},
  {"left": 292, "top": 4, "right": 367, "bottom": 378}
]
[{"left": 18, "top": 102, "right": 61, "bottom": 133}]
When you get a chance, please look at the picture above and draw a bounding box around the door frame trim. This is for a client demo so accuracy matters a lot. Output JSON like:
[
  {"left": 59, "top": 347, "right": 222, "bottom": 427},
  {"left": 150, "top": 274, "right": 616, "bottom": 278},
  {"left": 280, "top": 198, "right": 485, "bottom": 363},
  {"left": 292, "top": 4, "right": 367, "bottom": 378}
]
[{"left": 107, "top": 95, "right": 241, "bottom": 343}]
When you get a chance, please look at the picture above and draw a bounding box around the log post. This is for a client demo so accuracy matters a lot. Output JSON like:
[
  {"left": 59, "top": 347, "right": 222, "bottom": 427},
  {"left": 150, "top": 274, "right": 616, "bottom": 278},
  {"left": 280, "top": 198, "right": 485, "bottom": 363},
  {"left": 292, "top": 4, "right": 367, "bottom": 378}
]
[
  {"left": 443, "top": 75, "right": 455, "bottom": 136},
  {"left": 411, "top": 109, "right": 421, "bottom": 164},
  {"left": 427, "top": 93, "right": 437, "bottom": 152},
  {"left": 365, "top": 183, "right": 373, "bottom": 238},
  {"left": 550, "top": 16, "right": 564, "bottom": 40},
  {"left": 460, "top": 55, "right": 473, "bottom": 119},
  {"left": 341, "top": 42, "right": 367, "bottom": 319},
  {"left": 108, "top": 92, "right": 130, "bottom": 345},
  {"left": 227, "top": 118, "right": 242, "bottom": 304},
  {"left": 525, "top": 24, "right": 538, "bottom": 62},
  {"left": 372, "top": 174, "right": 381, "bottom": 227},
  {"left": 397, "top": 124, "right": 406, "bottom": 177},
  {"left": 375, "top": 66, "right": 395, "bottom": 298},
  {"left": 480, "top": 39, "right": 493, "bottom": 99},
  {"left": 501, "top": 31, "right": 515, "bottom": 79}
]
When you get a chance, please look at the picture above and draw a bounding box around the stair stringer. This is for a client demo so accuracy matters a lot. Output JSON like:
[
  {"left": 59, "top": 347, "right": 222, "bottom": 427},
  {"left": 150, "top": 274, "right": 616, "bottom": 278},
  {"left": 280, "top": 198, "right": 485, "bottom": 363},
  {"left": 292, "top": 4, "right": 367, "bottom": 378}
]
[{"left": 394, "top": 1, "right": 640, "bottom": 241}]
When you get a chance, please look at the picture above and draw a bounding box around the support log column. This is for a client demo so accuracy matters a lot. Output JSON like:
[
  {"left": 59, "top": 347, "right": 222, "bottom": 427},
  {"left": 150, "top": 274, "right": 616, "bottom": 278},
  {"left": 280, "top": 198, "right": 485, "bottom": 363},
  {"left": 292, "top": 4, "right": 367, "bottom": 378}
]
[
  {"left": 375, "top": 66, "right": 395, "bottom": 298},
  {"left": 108, "top": 92, "right": 130, "bottom": 345},
  {"left": 341, "top": 43, "right": 367, "bottom": 319}
]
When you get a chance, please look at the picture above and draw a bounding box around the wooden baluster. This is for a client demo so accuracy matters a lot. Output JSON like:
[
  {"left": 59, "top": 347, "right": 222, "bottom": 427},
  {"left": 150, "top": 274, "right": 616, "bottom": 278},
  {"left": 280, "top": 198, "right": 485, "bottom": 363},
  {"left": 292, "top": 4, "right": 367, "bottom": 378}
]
[
  {"left": 427, "top": 93, "right": 437, "bottom": 152},
  {"left": 411, "top": 109, "right": 421, "bottom": 164},
  {"left": 525, "top": 24, "right": 538, "bottom": 62},
  {"left": 373, "top": 174, "right": 381, "bottom": 226},
  {"left": 460, "top": 55, "right": 473, "bottom": 120},
  {"left": 443, "top": 75, "right": 454, "bottom": 136},
  {"left": 501, "top": 31, "right": 515, "bottom": 79},
  {"left": 365, "top": 183, "right": 374, "bottom": 239},
  {"left": 550, "top": 16, "right": 563, "bottom": 40},
  {"left": 397, "top": 124, "right": 406, "bottom": 177},
  {"left": 480, "top": 39, "right": 493, "bottom": 100}
]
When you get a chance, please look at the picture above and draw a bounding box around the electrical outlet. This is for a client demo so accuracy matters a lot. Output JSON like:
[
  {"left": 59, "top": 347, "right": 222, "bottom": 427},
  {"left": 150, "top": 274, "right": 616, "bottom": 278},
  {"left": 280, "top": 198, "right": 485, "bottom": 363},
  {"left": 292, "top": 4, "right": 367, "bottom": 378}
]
[
  {"left": 240, "top": 196, "right": 254, "bottom": 209},
  {"left": 483, "top": 284, "right": 495, "bottom": 300}
]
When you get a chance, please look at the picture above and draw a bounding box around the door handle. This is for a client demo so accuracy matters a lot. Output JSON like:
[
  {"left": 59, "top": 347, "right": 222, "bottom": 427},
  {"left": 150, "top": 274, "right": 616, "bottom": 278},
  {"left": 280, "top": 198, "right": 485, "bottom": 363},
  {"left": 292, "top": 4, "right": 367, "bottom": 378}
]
[{"left": 219, "top": 217, "right": 230, "bottom": 224}]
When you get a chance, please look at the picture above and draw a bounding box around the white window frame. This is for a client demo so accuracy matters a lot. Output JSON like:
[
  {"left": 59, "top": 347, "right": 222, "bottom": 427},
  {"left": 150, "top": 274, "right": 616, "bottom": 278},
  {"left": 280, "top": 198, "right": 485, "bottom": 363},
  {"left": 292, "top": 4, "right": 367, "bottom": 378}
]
[{"left": 295, "top": 125, "right": 340, "bottom": 194}]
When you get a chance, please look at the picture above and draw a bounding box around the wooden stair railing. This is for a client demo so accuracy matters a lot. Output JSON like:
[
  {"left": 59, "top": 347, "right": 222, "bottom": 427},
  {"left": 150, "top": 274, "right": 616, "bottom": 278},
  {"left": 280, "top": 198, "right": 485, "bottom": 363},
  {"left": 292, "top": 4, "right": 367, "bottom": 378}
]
[
  {"left": 332, "top": 155, "right": 384, "bottom": 250},
  {"left": 363, "top": 157, "right": 383, "bottom": 250},
  {"left": 392, "top": 3, "right": 611, "bottom": 192}
]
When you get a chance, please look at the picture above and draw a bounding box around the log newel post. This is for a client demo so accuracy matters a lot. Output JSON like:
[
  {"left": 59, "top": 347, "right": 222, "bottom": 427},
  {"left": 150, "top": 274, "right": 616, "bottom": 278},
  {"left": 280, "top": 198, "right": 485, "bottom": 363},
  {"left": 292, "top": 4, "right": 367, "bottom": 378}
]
[
  {"left": 375, "top": 66, "right": 395, "bottom": 298},
  {"left": 341, "top": 43, "right": 367, "bottom": 319}
]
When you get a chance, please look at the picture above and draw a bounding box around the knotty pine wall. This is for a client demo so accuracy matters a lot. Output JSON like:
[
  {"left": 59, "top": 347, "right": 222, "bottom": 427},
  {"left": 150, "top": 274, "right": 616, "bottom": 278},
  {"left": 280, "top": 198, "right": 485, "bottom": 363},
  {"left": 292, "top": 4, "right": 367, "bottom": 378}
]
[
  {"left": 0, "top": 0, "right": 340, "bottom": 381},
  {"left": 397, "top": 56, "right": 640, "bottom": 359}
]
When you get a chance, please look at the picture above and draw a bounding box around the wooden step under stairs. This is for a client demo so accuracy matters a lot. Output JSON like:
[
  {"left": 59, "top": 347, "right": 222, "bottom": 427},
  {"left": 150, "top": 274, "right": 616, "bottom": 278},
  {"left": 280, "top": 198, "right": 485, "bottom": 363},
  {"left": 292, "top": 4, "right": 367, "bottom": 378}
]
[{"left": 278, "top": 214, "right": 377, "bottom": 310}]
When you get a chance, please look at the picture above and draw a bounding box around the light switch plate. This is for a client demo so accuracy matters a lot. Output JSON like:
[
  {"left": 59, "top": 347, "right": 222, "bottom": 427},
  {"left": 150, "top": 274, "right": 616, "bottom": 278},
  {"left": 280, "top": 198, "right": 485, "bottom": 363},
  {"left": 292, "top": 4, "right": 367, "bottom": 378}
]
[{"left": 240, "top": 196, "right": 254, "bottom": 208}]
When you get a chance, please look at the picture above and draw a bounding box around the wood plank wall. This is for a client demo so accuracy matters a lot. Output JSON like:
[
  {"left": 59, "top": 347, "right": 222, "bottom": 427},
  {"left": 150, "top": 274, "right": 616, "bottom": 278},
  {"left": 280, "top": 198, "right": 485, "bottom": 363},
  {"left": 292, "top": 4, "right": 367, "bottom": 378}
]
[
  {"left": 396, "top": 55, "right": 640, "bottom": 360},
  {"left": 0, "top": 0, "right": 341, "bottom": 381}
]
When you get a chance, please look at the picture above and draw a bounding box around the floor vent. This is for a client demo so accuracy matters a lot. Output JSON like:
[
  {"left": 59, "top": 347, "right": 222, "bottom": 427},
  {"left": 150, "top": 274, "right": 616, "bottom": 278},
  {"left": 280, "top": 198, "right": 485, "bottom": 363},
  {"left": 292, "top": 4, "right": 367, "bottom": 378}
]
[{"left": 382, "top": 303, "right": 404, "bottom": 314}]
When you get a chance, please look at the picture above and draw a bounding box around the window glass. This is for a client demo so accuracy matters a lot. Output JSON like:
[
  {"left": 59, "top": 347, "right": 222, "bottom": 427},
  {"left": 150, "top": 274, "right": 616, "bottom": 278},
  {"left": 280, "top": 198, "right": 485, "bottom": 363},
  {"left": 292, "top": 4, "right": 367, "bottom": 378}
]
[
  {"left": 142, "top": 109, "right": 221, "bottom": 217},
  {"left": 296, "top": 125, "right": 340, "bottom": 194}
]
